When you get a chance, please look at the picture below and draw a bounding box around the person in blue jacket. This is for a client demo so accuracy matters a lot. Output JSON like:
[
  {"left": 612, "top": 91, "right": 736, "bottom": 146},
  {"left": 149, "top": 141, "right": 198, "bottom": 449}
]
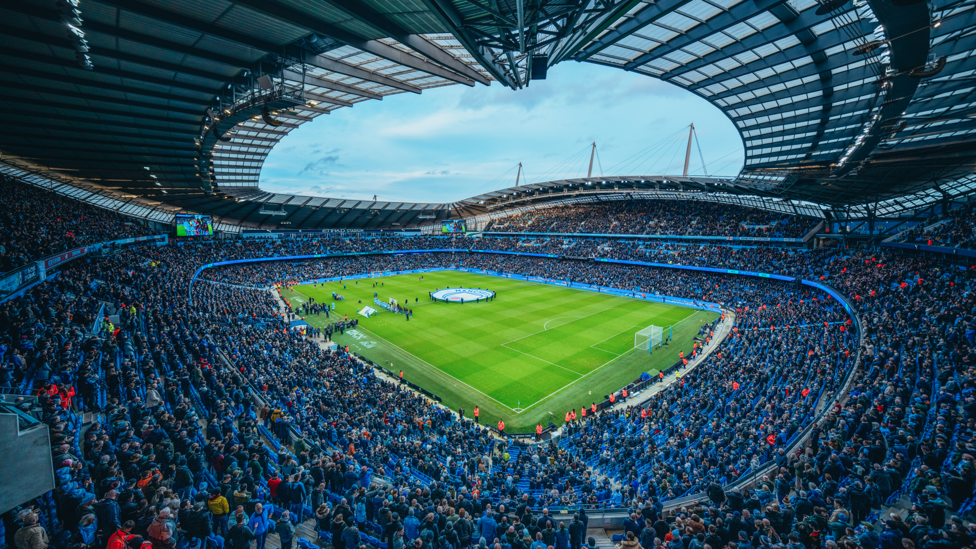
[
  {"left": 355, "top": 498, "right": 367, "bottom": 531},
  {"left": 555, "top": 523, "right": 571, "bottom": 549},
  {"left": 248, "top": 503, "right": 272, "bottom": 549},
  {"left": 343, "top": 467, "right": 359, "bottom": 491},
  {"left": 404, "top": 510, "right": 421, "bottom": 540},
  {"left": 478, "top": 511, "right": 498, "bottom": 544}
]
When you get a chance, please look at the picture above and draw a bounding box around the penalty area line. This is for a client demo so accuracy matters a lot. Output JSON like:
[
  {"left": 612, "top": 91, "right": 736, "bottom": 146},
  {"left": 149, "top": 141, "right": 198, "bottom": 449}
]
[
  {"left": 499, "top": 343, "right": 589, "bottom": 377},
  {"left": 543, "top": 316, "right": 582, "bottom": 330},
  {"left": 516, "top": 308, "right": 706, "bottom": 414},
  {"left": 516, "top": 346, "right": 640, "bottom": 415},
  {"left": 350, "top": 325, "right": 521, "bottom": 414}
]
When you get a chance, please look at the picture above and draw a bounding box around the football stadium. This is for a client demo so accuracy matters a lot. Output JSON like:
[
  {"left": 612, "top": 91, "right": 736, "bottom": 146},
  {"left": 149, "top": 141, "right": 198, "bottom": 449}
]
[{"left": 2, "top": 1, "right": 976, "bottom": 549}]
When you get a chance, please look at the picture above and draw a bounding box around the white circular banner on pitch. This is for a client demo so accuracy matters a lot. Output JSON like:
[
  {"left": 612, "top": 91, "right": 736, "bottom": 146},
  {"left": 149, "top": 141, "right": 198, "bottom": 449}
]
[{"left": 432, "top": 288, "right": 495, "bottom": 302}]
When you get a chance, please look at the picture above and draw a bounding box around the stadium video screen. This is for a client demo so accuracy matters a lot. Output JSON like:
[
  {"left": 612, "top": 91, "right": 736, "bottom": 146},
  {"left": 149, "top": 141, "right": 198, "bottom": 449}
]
[
  {"left": 175, "top": 214, "right": 214, "bottom": 237},
  {"left": 442, "top": 220, "right": 466, "bottom": 234}
]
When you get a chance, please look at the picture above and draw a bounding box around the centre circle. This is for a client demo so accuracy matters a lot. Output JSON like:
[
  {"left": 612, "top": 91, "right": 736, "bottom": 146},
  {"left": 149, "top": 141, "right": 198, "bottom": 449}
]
[{"left": 431, "top": 288, "right": 495, "bottom": 302}]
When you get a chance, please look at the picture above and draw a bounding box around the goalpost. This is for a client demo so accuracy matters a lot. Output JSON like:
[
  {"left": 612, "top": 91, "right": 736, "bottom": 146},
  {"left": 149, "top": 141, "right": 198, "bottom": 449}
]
[{"left": 635, "top": 325, "right": 667, "bottom": 354}]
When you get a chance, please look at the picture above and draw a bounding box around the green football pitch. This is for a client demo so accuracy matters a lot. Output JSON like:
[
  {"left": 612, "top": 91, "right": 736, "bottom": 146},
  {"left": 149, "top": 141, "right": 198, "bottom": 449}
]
[{"left": 279, "top": 271, "right": 717, "bottom": 432}]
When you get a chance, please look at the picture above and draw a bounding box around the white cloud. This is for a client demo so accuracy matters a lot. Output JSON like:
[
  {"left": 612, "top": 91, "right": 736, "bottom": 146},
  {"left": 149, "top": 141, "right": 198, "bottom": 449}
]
[{"left": 259, "top": 63, "right": 743, "bottom": 202}]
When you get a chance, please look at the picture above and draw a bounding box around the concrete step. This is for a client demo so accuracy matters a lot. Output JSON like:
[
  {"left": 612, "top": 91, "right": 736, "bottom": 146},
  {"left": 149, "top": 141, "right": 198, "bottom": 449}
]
[{"left": 587, "top": 528, "right": 619, "bottom": 549}]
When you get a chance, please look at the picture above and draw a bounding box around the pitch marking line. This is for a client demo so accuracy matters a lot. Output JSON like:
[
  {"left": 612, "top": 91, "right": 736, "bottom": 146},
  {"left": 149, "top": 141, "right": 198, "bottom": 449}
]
[
  {"left": 497, "top": 305, "right": 705, "bottom": 411},
  {"left": 292, "top": 282, "right": 710, "bottom": 416},
  {"left": 502, "top": 302, "right": 643, "bottom": 346},
  {"left": 516, "top": 308, "right": 701, "bottom": 414},
  {"left": 499, "top": 309, "right": 678, "bottom": 402},
  {"left": 498, "top": 344, "right": 588, "bottom": 377},
  {"left": 504, "top": 305, "right": 686, "bottom": 366},
  {"left": 346, "top": 324, "right": 521, "bottom": 414},
  {"left": 590, "top": 324, "right": 643, "bottom": 354},
  {"left": 543, "top": 317, "right": 582, "bottom": 330}
]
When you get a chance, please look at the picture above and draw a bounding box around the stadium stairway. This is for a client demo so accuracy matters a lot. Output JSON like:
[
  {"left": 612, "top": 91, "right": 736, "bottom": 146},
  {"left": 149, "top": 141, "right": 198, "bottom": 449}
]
[
  {"left": 270, "top": 521, "right": 324, "bottom": 549},
  {"left": 588, "top": 528, "right": 620, "bottom": 549}
]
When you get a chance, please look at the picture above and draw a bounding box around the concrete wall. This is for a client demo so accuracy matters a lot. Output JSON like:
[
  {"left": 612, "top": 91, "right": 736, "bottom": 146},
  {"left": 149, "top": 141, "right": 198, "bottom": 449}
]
[{"left": 0, "top": 413, "right": 54, "bottom": 515}]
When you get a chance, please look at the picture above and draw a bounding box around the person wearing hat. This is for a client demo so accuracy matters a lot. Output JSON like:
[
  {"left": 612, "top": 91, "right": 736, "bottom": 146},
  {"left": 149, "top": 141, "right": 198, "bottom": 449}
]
[
  {"left": 855, "top": 523, "right": 879, "bottom": 549},
  {"left": 182, "top": 496, "right": 214, "bottom": 548},
  {"left": 569, "top": 515, "right": 586, "bottom": 549},
  {"left": 277, "top": 510, "right": 298, "bottom": 549},
  {"left": 73, "top": 490, "right": 96, "bottom": 526},
  {"left": 736, "top": 531, "right": 754, "bottom": 549},
  {"left": 878, "top": 520, "right": 904, "bottom": 549},
  {"left": 920, "top": 488, "right": 949, "bottom": 529}
]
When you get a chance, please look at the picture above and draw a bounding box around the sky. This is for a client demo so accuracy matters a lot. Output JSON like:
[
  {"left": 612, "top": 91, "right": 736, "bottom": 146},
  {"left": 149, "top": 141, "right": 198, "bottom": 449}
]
[{"left": 258, "top": 61, "right": 744, "bottom": 203}]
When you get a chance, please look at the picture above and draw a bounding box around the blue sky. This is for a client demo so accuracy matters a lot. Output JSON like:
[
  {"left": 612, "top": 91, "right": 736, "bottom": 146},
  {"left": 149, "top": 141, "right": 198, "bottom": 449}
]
[{"left": 259, "top": 62, "right": 744, "bottom": 203}]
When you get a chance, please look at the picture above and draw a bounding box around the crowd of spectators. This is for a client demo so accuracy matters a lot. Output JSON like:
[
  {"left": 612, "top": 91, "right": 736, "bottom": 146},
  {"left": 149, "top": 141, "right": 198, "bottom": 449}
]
[
  {"left": 0, "top": 174, "right": 153, "bottom": 274},
  {"left": 483, "top": 202, "right": 817, "bottom": 239},
  {"left": 190, "top": 236, "right": 848, "bottom": 291},
  {"left": 898, "top": 204, "right": 976, "bottom": 250},
  {"left": 1, "top": 179, "right": 973, "bottom": 549}
]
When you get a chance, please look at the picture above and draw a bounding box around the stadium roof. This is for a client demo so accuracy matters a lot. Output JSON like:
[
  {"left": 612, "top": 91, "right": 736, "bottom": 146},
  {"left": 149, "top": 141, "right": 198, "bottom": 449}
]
[
  {"left": 0, "top": 0, "right": 973, "bottom": 228},
  {"left": 567, "top": 0, "right": 976, "bottom": 206}
]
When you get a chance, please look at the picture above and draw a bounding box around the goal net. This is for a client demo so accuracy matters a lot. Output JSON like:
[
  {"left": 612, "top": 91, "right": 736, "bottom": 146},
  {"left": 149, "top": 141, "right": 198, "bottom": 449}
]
[{"left": 635, "top": 325, "right": 665, "bottom": 353}]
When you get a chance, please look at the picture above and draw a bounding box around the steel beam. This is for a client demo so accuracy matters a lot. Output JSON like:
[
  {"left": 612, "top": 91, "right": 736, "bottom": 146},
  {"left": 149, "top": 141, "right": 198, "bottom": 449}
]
[
  {"left": 418, "top": 0, "right": 516, "bottom": 88},
  {"left": 224, "top": 0, "right": 482, "bottom": 86},
  {"left": 308, "top": 54, "right": 422, "bottom": 94},
  {"left": 283, "top": 69, "right": 383, "bottom": 100}
]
